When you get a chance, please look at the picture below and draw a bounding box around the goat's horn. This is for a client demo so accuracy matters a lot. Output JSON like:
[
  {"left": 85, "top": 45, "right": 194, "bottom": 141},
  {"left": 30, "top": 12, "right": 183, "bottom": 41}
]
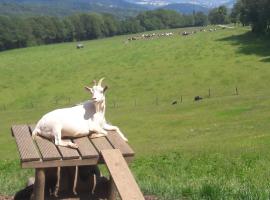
[
  {"left": 98, "top": 77, "right": 105, "bottom": 86},
  {"left": 93, "top": 80, "right": 97, "bottom": 86}
]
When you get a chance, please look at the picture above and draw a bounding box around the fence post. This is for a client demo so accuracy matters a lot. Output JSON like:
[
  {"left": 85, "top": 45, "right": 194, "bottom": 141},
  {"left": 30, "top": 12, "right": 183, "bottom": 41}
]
[
  {"left": 208, "top": 88, "right": 211, "bottom": 98},
  {"left": 235, "top": 87, "right": 239, "bottom": 95},
  {"left": 54, "top": 97, "right": 58, "bottom": 105},
  {"left": 181, "top": 96, "right": 183, "bottom": 103}
]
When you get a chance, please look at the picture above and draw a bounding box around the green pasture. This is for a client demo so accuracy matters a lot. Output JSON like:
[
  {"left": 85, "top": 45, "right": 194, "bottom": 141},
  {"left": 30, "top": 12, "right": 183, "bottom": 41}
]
[{"left": 1, "top": 26, "right": 270, "bottom": 199}]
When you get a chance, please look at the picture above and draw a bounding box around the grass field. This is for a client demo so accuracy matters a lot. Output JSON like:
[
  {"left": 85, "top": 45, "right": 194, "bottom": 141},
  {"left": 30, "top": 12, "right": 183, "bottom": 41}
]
[{"left": 1, "top": 25, "right": 270, "bottom": 199}]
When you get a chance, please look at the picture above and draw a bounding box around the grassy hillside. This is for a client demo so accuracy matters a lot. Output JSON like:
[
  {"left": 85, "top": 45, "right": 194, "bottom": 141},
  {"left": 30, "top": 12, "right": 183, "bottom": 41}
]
[{"left": 1, "top": 26, "right": 270, "bottom": 199}]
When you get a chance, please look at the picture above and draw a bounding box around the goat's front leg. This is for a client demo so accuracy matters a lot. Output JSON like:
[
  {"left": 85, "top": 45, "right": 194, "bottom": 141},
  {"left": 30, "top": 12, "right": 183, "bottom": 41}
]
[
  {"left": 54, "top": 128, "right": 78, "bottom": 149},
  {"left": 89, "top": 125, "right": 108, "bottom": 139},
  {"left": 103, "top": 124, "right": 128, "bottom": 142}
]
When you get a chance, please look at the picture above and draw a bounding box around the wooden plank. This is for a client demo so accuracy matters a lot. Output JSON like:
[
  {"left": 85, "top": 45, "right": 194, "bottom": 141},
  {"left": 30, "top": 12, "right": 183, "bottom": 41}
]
[
  {"left": 101, "top": 149, "right": 144, "bottom": 200},
  {"left": 22, "top": 156, "right": 133, "bottom": 169},
  {"left": 35, "top": 137, "right": 62, "bottom": 161},
  {"left": 57, "top": 139, "right": 80, "bottom": 160},
  {"left": 29, "top": 125, "right": 62, "bottom": 161},
  {"left": 22, "top": 158, "right": 98, "bottom": 169},
  {"left": 106, "top": 131, "right": 135, "bottom": 157},
  {"left": 11, "top": 125, "right": 40, "bottom": 162},
  {"left": 91, "top": 136, "right": 113, "bottom": 152},
  {"left": 73, "top": 137, "right": 99, "bottom": 159}
]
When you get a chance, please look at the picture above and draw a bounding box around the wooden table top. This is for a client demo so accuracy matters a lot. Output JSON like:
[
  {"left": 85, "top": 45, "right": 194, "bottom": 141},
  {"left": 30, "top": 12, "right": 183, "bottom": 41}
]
[{"left": 11, "top": 124, "right": 134, "bottom": 169}]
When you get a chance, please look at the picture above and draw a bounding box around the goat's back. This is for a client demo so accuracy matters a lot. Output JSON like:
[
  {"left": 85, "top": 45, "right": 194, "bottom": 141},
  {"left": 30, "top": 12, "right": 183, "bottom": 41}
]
[{"left": 36, "top": 101, "right": 96, "bottom": 137}]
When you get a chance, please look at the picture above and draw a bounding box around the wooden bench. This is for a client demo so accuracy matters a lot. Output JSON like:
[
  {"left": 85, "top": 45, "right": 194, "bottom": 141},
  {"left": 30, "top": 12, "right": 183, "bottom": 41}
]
[{"left": 12, "top": 124, "right": 144, "bottom": 200}]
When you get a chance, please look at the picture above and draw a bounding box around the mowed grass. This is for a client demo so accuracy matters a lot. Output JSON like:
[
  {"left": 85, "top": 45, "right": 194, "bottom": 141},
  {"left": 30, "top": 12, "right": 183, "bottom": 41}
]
[{"left": 1, "top": 26, "right": 270, "bottom": 199}]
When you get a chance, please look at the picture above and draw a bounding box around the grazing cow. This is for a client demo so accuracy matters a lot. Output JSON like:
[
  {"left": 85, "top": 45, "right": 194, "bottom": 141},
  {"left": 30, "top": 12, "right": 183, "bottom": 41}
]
[
  {"left": 194, "top": 96, "right": 203, "bottom": 101},
  {"left": 77, "top": 43, "right": 84, "bottom": 49},
  {"left": 182, "top": 31, "right": 190, "bottom": 36},
  {"left": 172, "top": 101, "right": 177, "bottom": 105}
]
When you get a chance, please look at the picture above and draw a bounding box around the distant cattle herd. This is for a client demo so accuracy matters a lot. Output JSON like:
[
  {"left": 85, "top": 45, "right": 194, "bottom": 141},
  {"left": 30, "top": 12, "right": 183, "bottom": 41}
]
[
  {"left": 127, "top": 32, "right": 174, "bottom": 41},
  {"left": 127, "top": 26, "right": 223, "bottom": 42}
]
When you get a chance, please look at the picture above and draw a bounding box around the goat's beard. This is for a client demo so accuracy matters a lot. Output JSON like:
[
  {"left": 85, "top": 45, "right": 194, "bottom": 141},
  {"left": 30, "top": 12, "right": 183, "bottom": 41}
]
[{"left": 93, "top": 100, "right": 105, "bottom": 113}]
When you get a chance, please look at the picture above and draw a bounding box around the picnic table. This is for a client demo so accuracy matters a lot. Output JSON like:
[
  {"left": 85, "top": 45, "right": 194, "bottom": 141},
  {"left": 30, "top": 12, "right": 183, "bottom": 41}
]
[{"left": 11, "top": 124, "right": 144, "bottom": 200}]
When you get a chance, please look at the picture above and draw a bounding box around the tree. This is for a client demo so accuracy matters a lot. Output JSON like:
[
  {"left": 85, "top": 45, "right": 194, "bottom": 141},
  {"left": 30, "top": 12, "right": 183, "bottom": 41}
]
[
  {"left": 0, "top": 16, "right": 14, "bottom": 50},
  {"left": 136, "top": 11, "right": 165, "bottom": 31},
  {"left": 208, "top": 6, "right": 230, "bottom": 24},
  {"left": 51, "top": 17, "right": 65, "bottom": 43},
  {"left": 62, "top": 18, "right": 75, "bottom": 42},
  {"left": 135, "top": 9, "right": 194, "bottom": 31},
  {"left": 102, "top": 14, "right": 120, "bottom": 36},
  {"left": 194, "top": 12, "right": 208, "bottom": 26},
  {"left": 230, "top": 0, "right": 243, "bottom": 24},
  {"left": 235, "top": 0, "right": 270, "bottom": 33},
  {"left": 120, "top": 18, "right": 144, "bottom": 34},
  {"left": 69, "top": 14, "right": 85, "bottom": 41}
]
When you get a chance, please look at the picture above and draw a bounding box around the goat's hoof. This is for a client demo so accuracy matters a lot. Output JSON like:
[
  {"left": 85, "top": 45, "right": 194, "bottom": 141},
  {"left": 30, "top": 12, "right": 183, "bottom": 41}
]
[
  {"left": 69, "top": 142, "right": 78, "bottom": 149},
  {"left": 102, "top": 131, "right": 108, "bottom": 135}
]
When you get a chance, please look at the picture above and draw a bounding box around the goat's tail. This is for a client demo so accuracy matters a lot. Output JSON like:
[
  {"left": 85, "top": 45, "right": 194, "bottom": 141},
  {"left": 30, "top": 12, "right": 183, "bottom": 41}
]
[{"left": 32, "top": 127, "right": 40, "bottom": 140}]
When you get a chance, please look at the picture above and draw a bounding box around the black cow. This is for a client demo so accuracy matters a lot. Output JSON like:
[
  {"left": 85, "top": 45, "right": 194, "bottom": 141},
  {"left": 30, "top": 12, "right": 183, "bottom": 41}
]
[
  {"left": 172, "top": 100, "right": 178, "bottom": 105},
  {"left": 194, "top": 96, "right": 203, "bottom": 101}
]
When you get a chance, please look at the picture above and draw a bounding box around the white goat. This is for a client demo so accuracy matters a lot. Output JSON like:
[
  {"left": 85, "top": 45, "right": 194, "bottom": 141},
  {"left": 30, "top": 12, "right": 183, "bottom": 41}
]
[{"left": 32, "top": 78, "right": 128, "bottom": 148}]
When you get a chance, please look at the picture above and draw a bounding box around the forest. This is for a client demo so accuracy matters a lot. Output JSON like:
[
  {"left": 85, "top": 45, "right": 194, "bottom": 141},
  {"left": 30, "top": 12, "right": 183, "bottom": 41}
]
[{"left": 0, "top": 9, "right": 208, "bottom": 51}]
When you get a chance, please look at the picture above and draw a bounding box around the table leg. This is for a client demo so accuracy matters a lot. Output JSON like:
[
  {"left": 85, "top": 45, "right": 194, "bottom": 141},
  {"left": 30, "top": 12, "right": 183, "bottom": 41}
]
[
  {"left": 34, "top": 168, "right": 45, "bottom": 200},
  {"left": 108, "top": 176, "right": 117, "bottom": 200}
]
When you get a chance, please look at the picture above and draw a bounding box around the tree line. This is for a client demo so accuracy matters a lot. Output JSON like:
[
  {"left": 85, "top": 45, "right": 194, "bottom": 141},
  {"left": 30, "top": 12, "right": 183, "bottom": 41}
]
[
  {"left": 0, "top": 9, "right": 210, "bottom": 51},
  {"left": 231, "top": 0, "right": 270, "bottom": 34},
  {"left": 2, "top": 1, "right": 267, "bottom": 52}
]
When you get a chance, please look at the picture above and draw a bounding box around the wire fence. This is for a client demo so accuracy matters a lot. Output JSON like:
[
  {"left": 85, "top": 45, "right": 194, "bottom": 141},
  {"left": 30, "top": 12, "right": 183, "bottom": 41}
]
[{"left": 1, "top": 86, "right": 268, "bottom": 112}]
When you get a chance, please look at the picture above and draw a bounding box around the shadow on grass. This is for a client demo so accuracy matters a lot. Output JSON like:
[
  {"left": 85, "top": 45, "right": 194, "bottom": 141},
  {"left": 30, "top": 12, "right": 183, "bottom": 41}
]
[{"left": 217, "top": 31, "right": 270, "bottom": 62}]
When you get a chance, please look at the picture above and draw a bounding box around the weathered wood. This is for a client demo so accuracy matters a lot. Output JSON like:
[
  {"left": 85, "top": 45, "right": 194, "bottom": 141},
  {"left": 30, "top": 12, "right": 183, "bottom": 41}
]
[
  {"left": 91, "top": 136, "right": 113, "bottom": 152},
  {"left": 11, "top": 125, "right": 40, "bottom": 162},
  {"left": 34, "top": 168, "right": 45, "bottom": 200},
  {"left": 35, "top": 137, "right": 62, "bottom": 161},
  {"left": 57, "top": 139, "right": 80, "bottom": 160},
  {"left": 29, "top": 125, "right": 62, "bottom": 161},
  {"left": 106, "top": 131, "right": 135, "bottom": 157},
  {"left": 101, "top": 149, "right": 144, "bottom": 200},
  {"left": 22, "top": 158, "right": 98, "bottom": 169},
  {"left": 73, "top": 137, "right": 99, "bottom": 159}
]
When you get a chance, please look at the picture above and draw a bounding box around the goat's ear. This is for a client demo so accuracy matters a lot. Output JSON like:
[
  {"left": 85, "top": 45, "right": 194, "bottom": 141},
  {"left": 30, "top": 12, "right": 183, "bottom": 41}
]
[
  {"left": 103, "top": 85, "right": 108, "bottom": 93},
  {"left": 84, "top": 86, "right": 93, "bottom": 93}
]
